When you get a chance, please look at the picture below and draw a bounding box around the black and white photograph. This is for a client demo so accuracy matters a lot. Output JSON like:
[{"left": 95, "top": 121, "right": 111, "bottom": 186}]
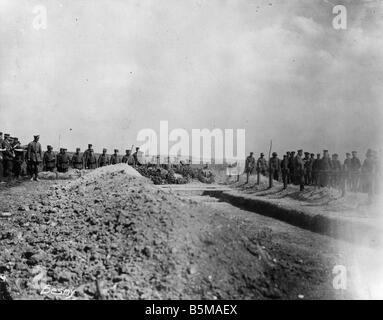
[{"left": 0, "top": 0, "right": 382, "bottom": 305}]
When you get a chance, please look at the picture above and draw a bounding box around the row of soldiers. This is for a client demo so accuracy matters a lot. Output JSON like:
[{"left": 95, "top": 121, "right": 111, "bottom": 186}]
[
  {"left": 245, "top": 149, "right": 380, "bottom": 196},
  {"left": 42, "top": 144, "right": 142, "bottom": 172},
  {"left": 0, "top": 132, "right": 142, "bottom": 181}
]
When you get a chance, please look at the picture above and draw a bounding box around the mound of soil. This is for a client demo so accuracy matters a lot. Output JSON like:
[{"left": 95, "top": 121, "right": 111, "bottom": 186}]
[{"left": 0, "top": 165, "right": 197, "bottom": 299}]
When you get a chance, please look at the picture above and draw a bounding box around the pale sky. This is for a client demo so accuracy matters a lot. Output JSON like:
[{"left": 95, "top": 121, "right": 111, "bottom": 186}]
[{"left": 0, "top": 0, "right": 382, "bottom": 158}]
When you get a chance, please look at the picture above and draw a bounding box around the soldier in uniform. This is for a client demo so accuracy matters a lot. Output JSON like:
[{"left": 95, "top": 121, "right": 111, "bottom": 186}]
[
  {"left": 281, "top": 154, "right": 289, "bottom": 189},
  {"left": 72, "top": 148, "right": 84, "bottom": 170},
  {"left": 312, "top": 153, "right": 321, "bottom": 187},
  {"left": 83, "top": 144, "right": 93, "bottom": 166},
  {"left": 256, "top": 153, "right": 267, "bottom": 184},
  {"left": 43, "top": 145, "right": 56, "bottom": 172},
  {"left": 331, "top": 154, "right": 342, "bottom": 188},
  {"left": 362, "top": 149, "right": 375, "bottom": 203},
  {"left": 110, "top": 149, "right": 120, "bottom": 165},
  {"left": 57, "top": 148, "right": 70, "bottom": 173},
  {"left": 319, "top": 150, "right": 332, "bottom": 187},
  {"left": 133, "top": 147, "right": 142, "bottom": 166},
  {"left": 289, "top": 151, "right": 296, "bottom": 184},
  {"left": 245, "top": 152, "right": 255, "bottom": 183},
  {"left": 294, "top": 150, "right": 305, "bottom": 191},
  {"left": 13, "top": 138, "right": 25, "bottom": 179},
  {"left": 27, "top": 135, "right": 42, "bottom": 181},
  {"left": 98, "top": 148, "right": 110, "bottom": 167},
  {"left": 343, "top": 153, "right": 352, "bottom": 190},
  {"left": 122, "top": 149, "right": 135, "bottom": 165},
  {"left": 303, "top": 152, "right": 310, "bottom": 185},
  {"left": 86, "top": 148, "right": 98, "bottom": 169},
  {"left": 269, "top": 152, "right": 281, "bottom": 187},
  {"left": 2, "top": 134, "right": 15, "bottom": 179},
  {"left": 350, "top": 151, "right": 361, "bottom": 192}
]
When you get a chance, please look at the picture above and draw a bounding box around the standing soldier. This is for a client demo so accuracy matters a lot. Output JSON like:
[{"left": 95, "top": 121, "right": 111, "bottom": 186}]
[
  {"left": 312, "top": 153, "right": 321, "bottom": 187},
  {"left": 72, "top": 148, "right": 84, "bottom": 170},
  {"left": 83, "top": 144, "right": 93, "bottom": 166},
  {"left": 256, "top": 153, "right": 267, "bottom": 184},
  {"left": 303, "top": 152, "right": 310, "bottom": 185},
  {"left": 343, "top": 153, "right": 352, "bottom": 190},
  {"left": 289, "top": 151, "right": 296, "bottom": 184},
  {"left": 43, "top": 145, "right": 56, "bottom": 172},
  {"left": 27, "top": 135, "right": 42, "bottom": 181},
  {"left": 57, "top": 148, "right": 70, "bottom": 173},
  {"left": 362, "top": 149, "right": 375, "bottom": 204},
  {"left": 12, "top": 138, "right": 24, "bottom": 179},
  {"left": 331, "top": 154, "right": 342, "bottom": 188},
  {"left": 350, "top": 151, "right": 361, "bottom": 192},
  {"left": 269, "top": 152, "right": 281, "bottom": 187},
  {"left": 122, "top": 149, "right": 135, "bottom": 165},
  {"left": 281, "top": 154, "right": 289, "bottom": 190},
  {"left": 86, "top": 148, "right": 98, "bottom": 169},
  {"left": 98, "top": 148, "right": 110, "bottom": 167},
  {"left": 245, "top": 152, "right": 255, "bottom": 183},
  {"left": 294, "top": 150, "right": 305, "bottom": 191},
  {"left": 1, "top": 134, "right": 14, "bottom": 179},
  {"left": 133, "top": 147, "right": 142, "bottom": 166},
  {"left": 110, "top": 149, "right": 120, "bottom": 165}
]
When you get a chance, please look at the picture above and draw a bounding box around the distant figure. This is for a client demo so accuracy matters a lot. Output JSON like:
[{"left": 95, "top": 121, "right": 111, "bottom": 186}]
[
  {"left": 133, "top": 147, "right": 142, "bottom": 166},
  {"left": 245, "top": 152, "right": 255, "bottom": 183},
  {"left": 12, "top": 138, "right": 24, "bottom": 179},
  {"left": 331, "top": 154, "right": 342, "bottom": 187},
  {"left": 289, "top": 151, "right": 296, "bottom": 184},
  {"left": 256, "top": 153, "right": 267, "bottom": 184},
  {"left": 303, "top": 152, "right": 310, "bottom": 185},
  {"left": 110, "top": 149, "right": 120, "bottom": 165},
  {"left": 269, "top": 152, "right": 281, "bottom": 188},
  {"left": 362, "top": 149, "right": 375, "bottom": 203},
  {"left": 319, "top": 150, "right": 331, "bottom": 187},
  {"left": 281, "top": 154, "right": 289, "bottom": 189},
  {"left": 83, "top": 144, "right": 93, "bottom": 167},
  {"left": 294, "top": 150, "right": 305, "bottom": 191},
  {"left": 43, "top": 145, "right": 56, "bottom": 172},
  {"left": 350, "top": 151, "right": 361, "bottom": 192},
  {"left": 27, "top": 134, "right": 42, "bottom": 181},
  {"left": 343, "top": 153, "right": 352, "bottom": 190},
  {"left": 57, "top": 148, "right": 70, "bottom": 173},
  {"left": 86, "top": 148, "right": 98, "bottom": 169},
  {"left": 312, "top": 153, "right": 321, "bottom": 187},
  {"left": 98, "top": 148, "right": 110, "bottom": 167},
  {"left": 122, "top": 149, "right": 135, "bottom": 165},
  {"left": 72, "top": 148, "right": 84, "bottom": 170}
]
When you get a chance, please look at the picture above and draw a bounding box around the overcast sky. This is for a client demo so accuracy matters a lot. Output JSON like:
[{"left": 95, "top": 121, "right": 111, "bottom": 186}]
[{"left": 0, "top": 0, "right": 382, "bottom": 158}]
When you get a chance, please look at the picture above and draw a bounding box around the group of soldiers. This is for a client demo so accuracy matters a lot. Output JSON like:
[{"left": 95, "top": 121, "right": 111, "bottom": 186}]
[
  {"left": 0, "top": 132, "right": 142, "bottom": 181},
  {"left": 245, "top": 149, "right": 380, "bottom": 198}
]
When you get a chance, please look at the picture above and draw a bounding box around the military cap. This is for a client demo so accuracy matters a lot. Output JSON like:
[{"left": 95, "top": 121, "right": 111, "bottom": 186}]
[
  {"left": 310, "top": 153, "right": 314, "bottom": 156},
  {"left": 334, "top": 154, "right": 338, "bottom": 157},
  {"left": 272, "top": 152, "right": 277, "bottom": 156},
  {"left": 304, "top": 152, "right": 309, "bottom": 155},
  {"left": 250, "top": 151, "right": 254, "bottom": 154},
  {"left": 260, "top": 153, "right": 264, "bottom": 156},
  {"left": 323, "top": 150, "right": 328, "bottom": 152},
  {"left": 13, "top": 137, "right": 18, "bottom": 141},
  {"left": 88, "top": 144, "right": 93, "bottom": 148},
  {"left": 136, "top": 147, "right": 140, "bottom": 150},
  {"left": 346, "top": 152, "right": 350, "bottom": 156},
  {"left": 366, "top": 149, "right": 373, "bottom": 157},
  {"left": 114, "top": 149, "right": 119, "bottom": 152},
  {"left": 47, "top": 145, "right": 53, "bottom": 149},
  {"left": 103, "top": 148, "right": 107, "bottom": 152},
  {"left": 352, "top": 151, "right": 357, "bottom": 154},
  {"left": 34, "top": 134, "right": 40, "bottom": 138},
  {"left": 63, "top": 148, "right": 67, "bottom": 151},
  {"left": 317, "top": 153, "right": 320, "bottom": 156},
  {"left": 4, "top": 133, "right": 10, "bottom": 138},
  {"left": 298, "top": 149, "right": 303, "bottom": 153},
  {"left": 76, "top": 147, "right": 80, "bottom": 151}
]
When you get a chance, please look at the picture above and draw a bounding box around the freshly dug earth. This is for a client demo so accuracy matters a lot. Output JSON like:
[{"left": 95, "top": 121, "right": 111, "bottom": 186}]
[{"left": 0, "top": 164, "right": 352, "bottom": 299}]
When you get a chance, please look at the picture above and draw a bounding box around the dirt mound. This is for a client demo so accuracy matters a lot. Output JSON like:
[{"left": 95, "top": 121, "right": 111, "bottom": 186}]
[{"left": 0, "top": 164, "right": 196, "bottom": 299}]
